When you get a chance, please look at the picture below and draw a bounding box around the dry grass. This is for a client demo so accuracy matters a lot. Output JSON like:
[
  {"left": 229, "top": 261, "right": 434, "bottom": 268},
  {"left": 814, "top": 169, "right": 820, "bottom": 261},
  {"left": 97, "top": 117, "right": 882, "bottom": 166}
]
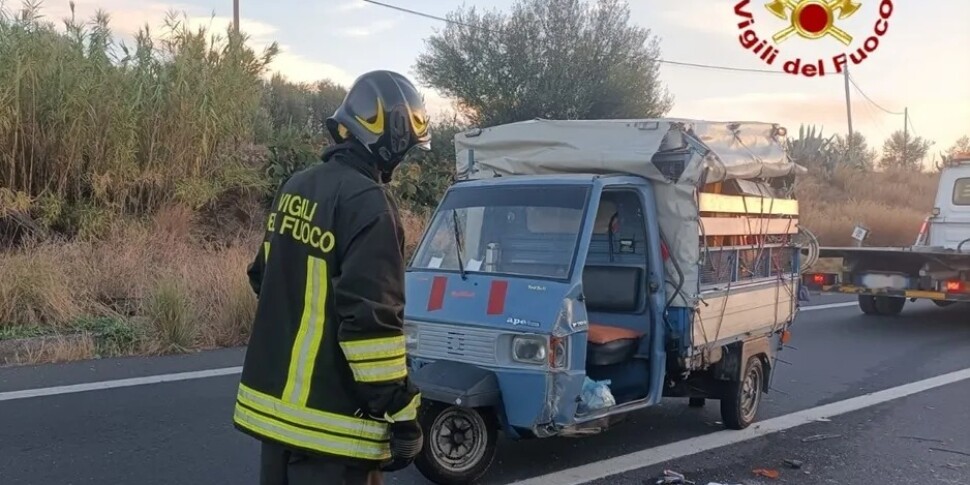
[
  {"left": 798, "top": 168, "right": 940, "bottom": 246},
  {"left": 0, "top": 246, "right": 83, "bottom": 328},
  {"left": 0, "top": 206, "right": 260, "bottom": 360},
  {"left": 4, "top": 334, "right": 98, "bottom": 366},
  {"left": 0, "top": 206, "right": 423, "bottom": 364}
]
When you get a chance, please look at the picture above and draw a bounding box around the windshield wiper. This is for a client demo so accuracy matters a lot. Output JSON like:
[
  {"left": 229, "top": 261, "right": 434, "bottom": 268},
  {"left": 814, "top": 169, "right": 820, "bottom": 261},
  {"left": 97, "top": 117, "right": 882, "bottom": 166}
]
[{"left": 452, "top": 209, "right": 467, "bottom": 280}]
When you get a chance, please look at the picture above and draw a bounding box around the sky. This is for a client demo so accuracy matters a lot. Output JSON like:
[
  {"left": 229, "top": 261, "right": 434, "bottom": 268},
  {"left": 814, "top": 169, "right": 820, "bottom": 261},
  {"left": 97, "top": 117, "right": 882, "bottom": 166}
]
[{"left": 27, "top": 0, "right": 970, "bottom": 158}]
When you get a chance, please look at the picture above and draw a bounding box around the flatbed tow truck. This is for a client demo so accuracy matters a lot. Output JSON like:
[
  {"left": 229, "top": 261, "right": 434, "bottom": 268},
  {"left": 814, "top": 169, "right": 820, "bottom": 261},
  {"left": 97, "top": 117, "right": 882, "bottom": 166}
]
[{"left": 804, "top": 154, "right": 970, "bottom": 315}]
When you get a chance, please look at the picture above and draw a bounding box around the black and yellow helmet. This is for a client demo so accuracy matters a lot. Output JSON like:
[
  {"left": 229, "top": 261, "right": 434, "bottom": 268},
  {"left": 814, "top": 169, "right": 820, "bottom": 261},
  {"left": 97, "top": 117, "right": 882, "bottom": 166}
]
[{"left": 326, "top": 70, "right": 431, "bottom": 173}]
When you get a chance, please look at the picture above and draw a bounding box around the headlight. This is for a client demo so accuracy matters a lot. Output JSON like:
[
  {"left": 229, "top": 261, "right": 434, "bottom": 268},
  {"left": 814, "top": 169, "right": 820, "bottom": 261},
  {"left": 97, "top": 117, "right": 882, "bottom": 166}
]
[{"left": 512, "top": 335, "right": 547, "bottom": 364}]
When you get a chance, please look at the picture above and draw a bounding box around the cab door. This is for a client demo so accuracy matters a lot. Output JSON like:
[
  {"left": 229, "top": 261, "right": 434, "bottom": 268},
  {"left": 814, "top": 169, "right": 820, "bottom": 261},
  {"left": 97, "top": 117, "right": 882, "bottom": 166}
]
[{"left": 929, "top": 165, "right": 970, "bottom": 250}]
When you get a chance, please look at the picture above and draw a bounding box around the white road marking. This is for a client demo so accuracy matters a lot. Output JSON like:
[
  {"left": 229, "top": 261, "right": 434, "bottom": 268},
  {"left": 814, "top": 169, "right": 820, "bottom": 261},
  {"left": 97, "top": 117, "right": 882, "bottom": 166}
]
[
  {"left": 0, "top": 366, "right": 242, "bottom": 402},
  {"left": 507, "top": 367, "right": 970, "bottom": 485},
  {"left": 800, "top": 301, "right": 857, "bottom": 311},
  {"left": 0, "top": 302, "right": 874, "bottom": 402}
]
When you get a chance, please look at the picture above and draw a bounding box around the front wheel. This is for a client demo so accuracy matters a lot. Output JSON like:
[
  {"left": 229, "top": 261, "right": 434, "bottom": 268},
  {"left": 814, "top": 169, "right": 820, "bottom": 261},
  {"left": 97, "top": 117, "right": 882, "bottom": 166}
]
[
  {"left": 414, "top": 403, "right": 498, "bottom": 485},
  {"left": 720, "top": 356, "right": 764, "bottom": 430}
]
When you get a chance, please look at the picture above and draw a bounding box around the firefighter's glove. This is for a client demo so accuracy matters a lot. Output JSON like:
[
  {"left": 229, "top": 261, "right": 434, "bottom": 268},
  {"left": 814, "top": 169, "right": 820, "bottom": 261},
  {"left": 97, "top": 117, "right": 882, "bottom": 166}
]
[{"left": 383, "top": 420, "right": 423, "bottom": 472}]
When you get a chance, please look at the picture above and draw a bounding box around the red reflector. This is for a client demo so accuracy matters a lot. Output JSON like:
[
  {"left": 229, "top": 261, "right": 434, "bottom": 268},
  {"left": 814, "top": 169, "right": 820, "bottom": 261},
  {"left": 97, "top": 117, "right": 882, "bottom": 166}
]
[
  {"left": 427, "top": 276, "right": 447, "bottom": 311},
  {"left": 945, "top": 280, "right": 964, "bottom": 292},
  {"left": 486, "top": 280, "right": 508, "bottom": 315},
  {"left": 660, "top": 241, "right": 670, "bottom": 261}
]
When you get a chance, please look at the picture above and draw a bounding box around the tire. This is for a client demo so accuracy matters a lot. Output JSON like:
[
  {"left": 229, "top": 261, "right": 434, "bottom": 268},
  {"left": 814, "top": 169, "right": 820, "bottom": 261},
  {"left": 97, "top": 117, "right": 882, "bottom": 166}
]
[
  {"left": 874, "top": 296, "right": 905, "bottom": 316},
  {"left": 720, "top": 356, "right": 764, "bottom": 430},
  {"left": 859, "top": 295, "right": 879, "bottom": 315},
  {"left": 688, "top": 398, "right": 706, "bottom": 408},
  {"left": 414, "top": 403, "right": 498, "bottom": 485},
  {"left": 933, "top": 300, "right": 956, "bottom": 308}
]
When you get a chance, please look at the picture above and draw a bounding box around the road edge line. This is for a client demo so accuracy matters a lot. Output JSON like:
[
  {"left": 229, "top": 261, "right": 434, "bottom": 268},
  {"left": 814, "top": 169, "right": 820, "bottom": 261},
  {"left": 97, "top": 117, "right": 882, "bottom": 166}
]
[
  {"left": 800, "top": 301, "right": 857, "bottom": 312},
  {"left": 506, "top": 367, "right": 970, "bottom": 485},
  {"left": 0, "top": 366, "right": 242, "bottom": 402}
]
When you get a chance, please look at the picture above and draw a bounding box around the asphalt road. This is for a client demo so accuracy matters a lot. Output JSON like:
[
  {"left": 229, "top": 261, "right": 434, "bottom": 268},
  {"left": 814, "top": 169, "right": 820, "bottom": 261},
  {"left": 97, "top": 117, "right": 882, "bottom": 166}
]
[{"left": 1, "top": 295, "right": 968, "bottom": 485}]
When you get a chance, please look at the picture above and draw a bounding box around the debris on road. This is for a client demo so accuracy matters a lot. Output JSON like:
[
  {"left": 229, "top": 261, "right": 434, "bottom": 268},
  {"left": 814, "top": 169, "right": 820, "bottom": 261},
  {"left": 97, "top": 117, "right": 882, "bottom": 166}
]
[
  {"left": 783, "top": 458, "right": 804, "bottom": 469},
  {"left": 801, "top": 433, "right": 842, "bottom": 443},
  {"left": 752, "top": 468, "right": 780, "bottom": 479},
  {"left": 655, "top": 469, "right": 695, "bottom": 484},
  {"left": 929, "top": 447, "right": 970, "bottom": 458}
]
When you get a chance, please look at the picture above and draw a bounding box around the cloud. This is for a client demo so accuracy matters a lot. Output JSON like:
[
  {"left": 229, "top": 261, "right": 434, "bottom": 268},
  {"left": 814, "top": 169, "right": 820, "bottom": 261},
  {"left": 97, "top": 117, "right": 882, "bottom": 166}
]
[
  {"left": 655, "top": 0, "right": 739, "bottom": 38},
  {"left": 333, "top": 1, "right": 369, "bottom": 13},
  {"left": 671, "top": 91, "right": 850, "bottom": 135},
  {"left": 268, "top": 47, "right": 355, "bottom": 86},
  {"left": 335, "top": 18, "right": 400, "bottom": 37}
]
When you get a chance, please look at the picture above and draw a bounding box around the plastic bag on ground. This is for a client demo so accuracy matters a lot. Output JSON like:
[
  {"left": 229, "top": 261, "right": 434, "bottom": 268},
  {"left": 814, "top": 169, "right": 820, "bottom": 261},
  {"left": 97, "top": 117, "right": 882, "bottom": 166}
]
[{"left": 577, "top": 377, "right": 616, "bottom": 414}]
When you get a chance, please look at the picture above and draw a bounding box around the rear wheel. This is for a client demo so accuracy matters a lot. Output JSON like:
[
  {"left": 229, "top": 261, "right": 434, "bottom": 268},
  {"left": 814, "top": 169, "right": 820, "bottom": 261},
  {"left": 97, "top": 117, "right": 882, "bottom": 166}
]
[
  {"left": 859, "top": 295, "right": 879, "bottom": 315},
  {"left": 933, "top": 300, "right": 956, "bottom": 308},
  {"left": 414, "top": 403, "right": 498, "bottom": 485},
  {"left": 875, "top": 296, "right": 905, "bottom": 316},
  {"left": 721, "top": 356, "right": 764, "bottom": 430}
]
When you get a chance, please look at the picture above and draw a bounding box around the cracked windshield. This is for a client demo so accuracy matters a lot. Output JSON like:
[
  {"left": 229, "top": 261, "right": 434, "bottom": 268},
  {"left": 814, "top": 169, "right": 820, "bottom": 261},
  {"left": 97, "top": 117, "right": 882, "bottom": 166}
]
[{"left": 1, "top": 1, "right": 968, "bottom": 485}]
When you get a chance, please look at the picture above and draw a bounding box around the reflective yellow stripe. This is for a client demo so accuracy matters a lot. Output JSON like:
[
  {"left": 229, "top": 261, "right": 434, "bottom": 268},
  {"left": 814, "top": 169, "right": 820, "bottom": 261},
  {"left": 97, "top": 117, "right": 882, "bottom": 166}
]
[
  {"left": 282, "top": 256, "right": 328, "bottom": 404},
  {"left": 237, "top": 384, "right": 388, "bottom": 441},
  {"left": 348, "top": 355, "right": 408, "bottom": 383},
  {"left": 387, "top": 393, "right": 421, "bottom": 423},
  {"left": 340, "top": 335, "right": 406, "bottom": 361},
  {"left": 234, "top": 404, "right": 390, "bottom": 461},
  {"left": 263, "top": 241, "right": 270, "bottom": 263}
]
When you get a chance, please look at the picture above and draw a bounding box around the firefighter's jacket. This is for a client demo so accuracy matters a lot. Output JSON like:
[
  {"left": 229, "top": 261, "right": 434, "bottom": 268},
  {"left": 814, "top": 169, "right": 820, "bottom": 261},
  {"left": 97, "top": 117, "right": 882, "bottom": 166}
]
[{"left": 234, "top": 142, "right": 420, "bottom": 468}]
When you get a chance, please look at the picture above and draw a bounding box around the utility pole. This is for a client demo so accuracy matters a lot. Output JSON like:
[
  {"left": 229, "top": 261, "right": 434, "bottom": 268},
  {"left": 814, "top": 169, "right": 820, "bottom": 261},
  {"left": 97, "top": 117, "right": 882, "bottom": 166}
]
[
  {"left": 233, "top": 0, "right": 240, "bottom": 34},
  {"left": 843, "top": 64, "right": 854, "bottom": 166},
  {"left": 903, "top": 107, "right": 909, "bottom": 167}
]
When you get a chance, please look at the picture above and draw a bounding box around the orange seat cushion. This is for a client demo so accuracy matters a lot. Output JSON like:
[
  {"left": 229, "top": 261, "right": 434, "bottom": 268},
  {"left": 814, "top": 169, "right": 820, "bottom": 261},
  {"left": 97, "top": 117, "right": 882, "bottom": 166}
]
[{"left": 587, "top": 324, "right": 643, "bottom": 345}]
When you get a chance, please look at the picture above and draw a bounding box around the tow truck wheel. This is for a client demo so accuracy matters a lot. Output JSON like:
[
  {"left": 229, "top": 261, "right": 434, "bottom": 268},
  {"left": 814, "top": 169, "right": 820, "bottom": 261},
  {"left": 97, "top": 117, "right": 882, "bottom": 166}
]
[
  {"left": 414, "top": 402, "right": 497, "bottom": 485},
  {"left": 858, "top": 295, "right": 879, "bottom": 315},
  {"left": 720, "top": 356, "right": 764, "bottom": 430},
  {"left": 874, "top": 296, "right": 905, "bottom": 316}
]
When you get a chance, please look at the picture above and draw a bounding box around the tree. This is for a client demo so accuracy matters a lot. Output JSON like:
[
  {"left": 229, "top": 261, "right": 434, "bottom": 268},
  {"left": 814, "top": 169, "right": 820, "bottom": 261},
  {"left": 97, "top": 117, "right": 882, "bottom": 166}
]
[
  {"left": 831, "top": 132, "right": 877, "bottom": 170},
  {"left": 880, "top": 130, "right": 933, "bottom": 171},
  {"left": 937, "top": 135, "right": 970, "bottom": 169},
  {"left": 392, "top": 117, "right": 468, "bottom": 210},
  {"left": 786, "top": 125, "right": 837, "bottom": 172},
  {"left": 259, "top": 75, "right": 347, "bottom": 141},
  {"left": 414, "top": 0, "right": 673, "bottom": 127}
]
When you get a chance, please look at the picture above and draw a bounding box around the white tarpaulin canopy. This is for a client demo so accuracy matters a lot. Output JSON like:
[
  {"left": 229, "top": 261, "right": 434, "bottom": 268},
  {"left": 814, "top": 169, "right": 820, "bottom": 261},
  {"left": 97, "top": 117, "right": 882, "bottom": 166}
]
[
  {"left": 454, "top": 118, "right": 805, "bottom": 184},
  {"left": 452, "top": 118, "right": 804, "bottom": 307}
]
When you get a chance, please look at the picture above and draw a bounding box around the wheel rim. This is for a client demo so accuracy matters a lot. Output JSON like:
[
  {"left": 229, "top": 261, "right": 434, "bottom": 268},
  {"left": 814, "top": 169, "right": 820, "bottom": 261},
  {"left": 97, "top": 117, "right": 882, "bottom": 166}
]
[
  {"left": 429, "top": 407, "right": 489, "bottom": 473},
  {"left": 739, "top": 362, "right": 763, "bottom": 423}
]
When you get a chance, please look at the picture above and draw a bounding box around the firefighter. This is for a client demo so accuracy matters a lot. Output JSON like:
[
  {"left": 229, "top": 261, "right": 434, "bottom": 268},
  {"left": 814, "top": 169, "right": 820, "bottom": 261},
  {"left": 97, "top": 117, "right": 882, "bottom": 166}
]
[{"left": 235, "top": 70, "right": 430, "bottom": 485}]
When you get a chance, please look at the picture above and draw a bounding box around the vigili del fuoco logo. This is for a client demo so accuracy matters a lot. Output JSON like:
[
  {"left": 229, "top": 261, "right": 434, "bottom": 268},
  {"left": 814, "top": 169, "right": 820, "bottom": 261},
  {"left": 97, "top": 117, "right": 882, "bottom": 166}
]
[{"left": 734, "top": 0, "right": 895, "bottom": 76}]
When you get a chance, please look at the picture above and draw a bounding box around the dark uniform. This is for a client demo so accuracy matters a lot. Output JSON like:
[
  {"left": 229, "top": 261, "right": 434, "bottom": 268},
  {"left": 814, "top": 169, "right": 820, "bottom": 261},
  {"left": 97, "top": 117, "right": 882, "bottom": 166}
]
[{"left": 235, "top": 70, "right": 430, "bottom": 485}]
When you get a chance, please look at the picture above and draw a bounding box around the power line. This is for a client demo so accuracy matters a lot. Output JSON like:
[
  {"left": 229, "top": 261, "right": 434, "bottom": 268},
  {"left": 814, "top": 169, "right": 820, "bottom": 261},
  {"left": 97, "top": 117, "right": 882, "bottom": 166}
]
[
  {"left": 361, "top": 0, "right": 502, "bottom": 34},
  {"left": 848, "top": 74, "right": 904, "bottom": 116},
  {"left": 363, "top": 0, "right": 787, "bottom": 75}
]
